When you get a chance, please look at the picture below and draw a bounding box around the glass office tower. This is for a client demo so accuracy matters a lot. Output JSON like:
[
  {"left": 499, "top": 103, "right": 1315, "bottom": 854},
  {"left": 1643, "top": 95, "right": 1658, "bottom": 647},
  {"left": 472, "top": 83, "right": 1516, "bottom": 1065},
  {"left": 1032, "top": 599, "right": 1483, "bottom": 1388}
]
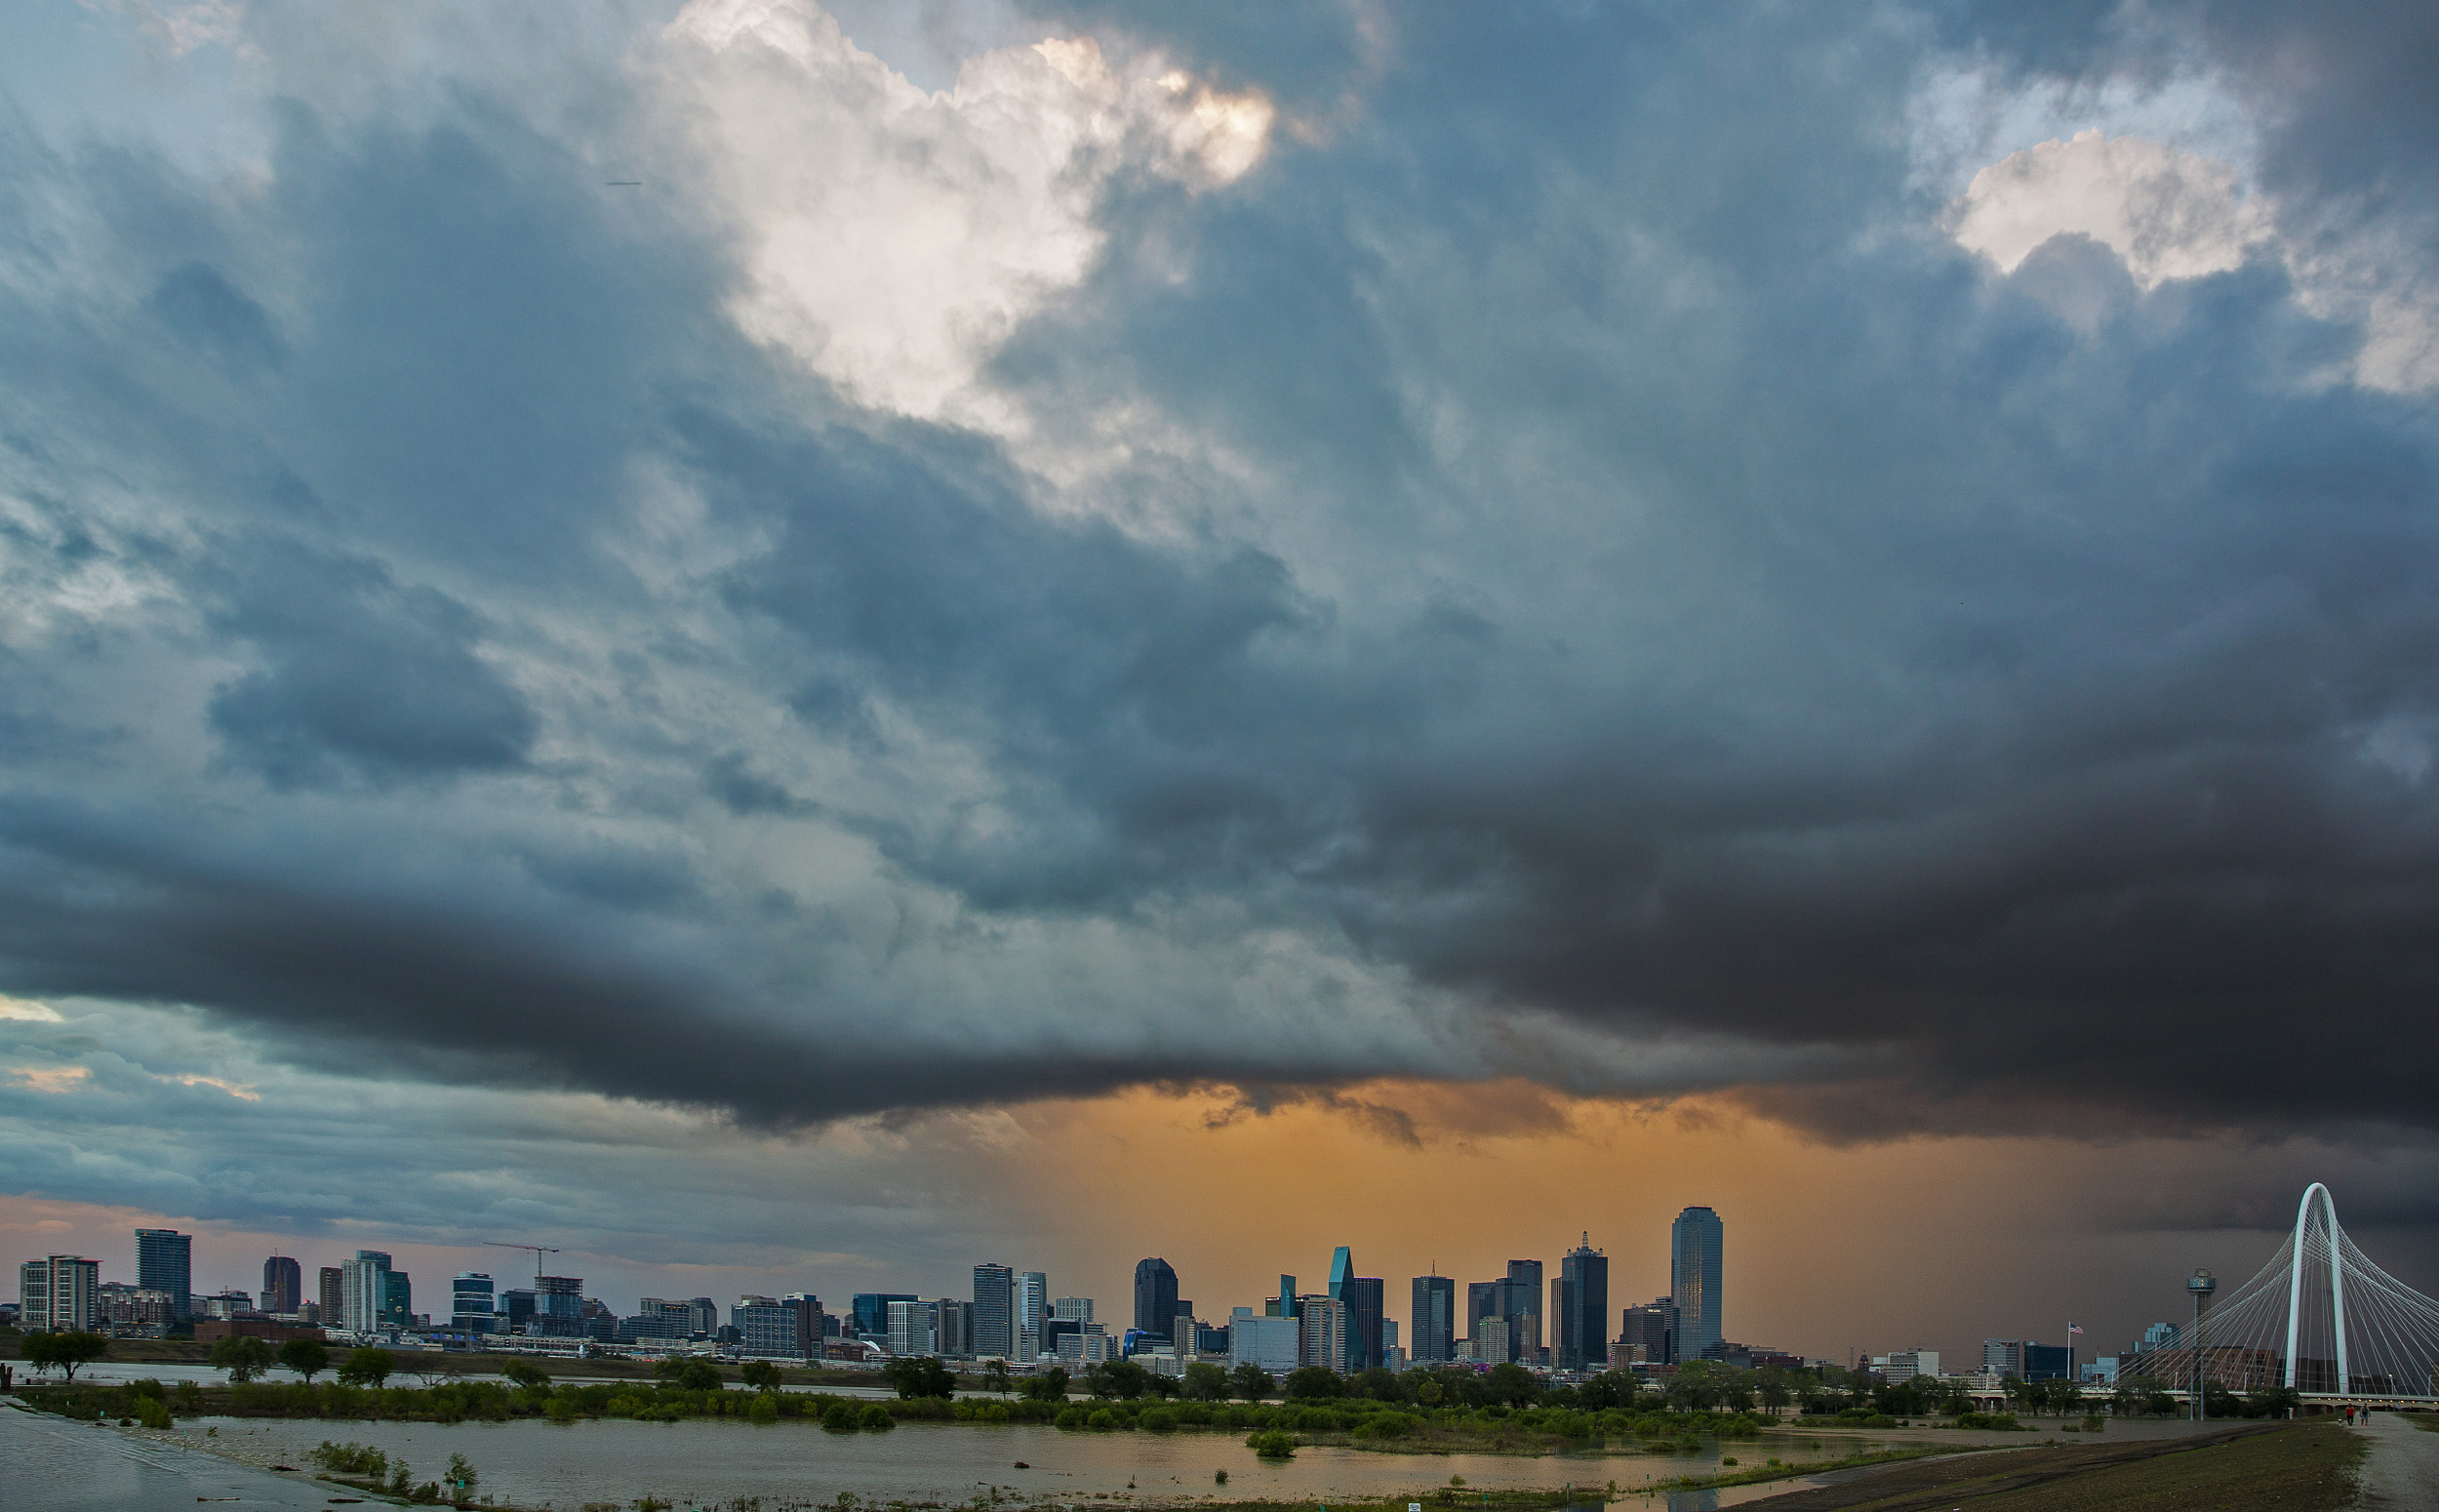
[
  {"left": 1670, "top": 1207, "right": 1724, "bottom": 1360},
  {"left": 1410, "top": 1274, "right": 1457, "bottom": 1362},
  {"left": 136, "top": 1228, "right": 192, "bottom": 1321}
]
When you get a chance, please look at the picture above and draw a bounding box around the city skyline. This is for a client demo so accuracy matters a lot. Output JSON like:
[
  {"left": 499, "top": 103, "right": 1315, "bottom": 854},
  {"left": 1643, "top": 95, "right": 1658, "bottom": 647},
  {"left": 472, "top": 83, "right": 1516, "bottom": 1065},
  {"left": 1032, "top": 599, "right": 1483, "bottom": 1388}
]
[
  {"left": 10, "top": 1181, "right": 2320, "bottom": 1376},
  {"left": 3, "top": 0, "right": 2437, "bottom": 1385}
]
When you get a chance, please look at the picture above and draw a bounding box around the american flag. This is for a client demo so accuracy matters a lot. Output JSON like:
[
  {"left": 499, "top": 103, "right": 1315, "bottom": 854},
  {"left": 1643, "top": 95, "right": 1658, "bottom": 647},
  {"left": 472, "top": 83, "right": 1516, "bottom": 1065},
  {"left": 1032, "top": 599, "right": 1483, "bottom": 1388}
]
[{"left": 2068, "top": 1323, "right": 2084, "bottom": 1335}]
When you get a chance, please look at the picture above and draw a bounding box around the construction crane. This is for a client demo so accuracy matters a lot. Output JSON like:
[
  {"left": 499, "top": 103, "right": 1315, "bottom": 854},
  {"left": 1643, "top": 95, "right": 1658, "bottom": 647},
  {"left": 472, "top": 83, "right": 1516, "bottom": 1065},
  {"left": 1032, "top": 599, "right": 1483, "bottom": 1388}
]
[{"left": 483, "top": 1241, "right": 560, "bottom": 1286}]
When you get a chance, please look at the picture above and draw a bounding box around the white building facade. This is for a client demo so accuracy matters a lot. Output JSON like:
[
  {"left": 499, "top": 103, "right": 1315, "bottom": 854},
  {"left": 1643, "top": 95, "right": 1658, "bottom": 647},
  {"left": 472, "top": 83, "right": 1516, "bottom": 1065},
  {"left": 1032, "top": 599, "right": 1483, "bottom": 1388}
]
[{"left": 19, "top": 1254, "right": 100, "bottom": 1333}]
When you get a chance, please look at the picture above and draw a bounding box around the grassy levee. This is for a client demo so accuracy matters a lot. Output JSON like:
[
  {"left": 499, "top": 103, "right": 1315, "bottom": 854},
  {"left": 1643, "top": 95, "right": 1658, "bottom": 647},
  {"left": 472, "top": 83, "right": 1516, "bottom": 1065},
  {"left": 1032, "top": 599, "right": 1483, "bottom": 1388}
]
[
  {"left": 1743, "top": 1419, "right": 2360, "bottom": 1511},
  {"left": 0, "top": 1330, "right": 214, "bottom": 1366},
  {"left": 3, "top": 1373, "right": 1781, "bottom": 1453}
]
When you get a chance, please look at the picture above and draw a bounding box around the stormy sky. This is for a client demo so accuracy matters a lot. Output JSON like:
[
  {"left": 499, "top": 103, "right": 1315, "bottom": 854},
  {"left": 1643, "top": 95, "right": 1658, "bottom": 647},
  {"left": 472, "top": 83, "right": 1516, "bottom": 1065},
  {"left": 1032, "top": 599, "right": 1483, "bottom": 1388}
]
[{"left": 4, "top": 0, "right": 2437, "bottom": 1358}]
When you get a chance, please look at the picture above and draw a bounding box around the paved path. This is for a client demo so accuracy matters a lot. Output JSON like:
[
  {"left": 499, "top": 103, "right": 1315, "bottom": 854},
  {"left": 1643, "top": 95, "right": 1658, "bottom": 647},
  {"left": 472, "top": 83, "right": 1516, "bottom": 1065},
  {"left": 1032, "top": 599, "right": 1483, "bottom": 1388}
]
[
  {"left": 0, "top": 1402, "right": 335, "bottom": 1511},
  {"left": 2359, "top": 1413, "right": 2439, "bottom": 1510}
]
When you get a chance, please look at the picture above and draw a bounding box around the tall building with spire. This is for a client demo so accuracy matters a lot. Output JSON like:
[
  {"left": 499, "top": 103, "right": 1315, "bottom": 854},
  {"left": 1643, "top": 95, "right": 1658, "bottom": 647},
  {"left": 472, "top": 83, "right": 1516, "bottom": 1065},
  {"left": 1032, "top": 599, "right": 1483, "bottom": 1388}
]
[
  {"left": 1411, "top": 1273, "right": 1457, "bottom": 1363},
  {"left": 1555, "top": 1234, "right": 1607, "bottom": 1370}
]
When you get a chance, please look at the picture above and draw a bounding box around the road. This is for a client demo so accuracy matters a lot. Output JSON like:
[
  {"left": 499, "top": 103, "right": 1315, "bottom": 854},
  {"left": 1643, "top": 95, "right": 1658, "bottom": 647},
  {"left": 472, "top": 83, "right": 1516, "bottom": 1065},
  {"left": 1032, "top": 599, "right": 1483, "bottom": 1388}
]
[
  {"left": 0, "top": 1403, "right": 335, "bottom": 1511},
  {"left": 2359, "top": 1412, "right": 2439, "bottom": 1511}
]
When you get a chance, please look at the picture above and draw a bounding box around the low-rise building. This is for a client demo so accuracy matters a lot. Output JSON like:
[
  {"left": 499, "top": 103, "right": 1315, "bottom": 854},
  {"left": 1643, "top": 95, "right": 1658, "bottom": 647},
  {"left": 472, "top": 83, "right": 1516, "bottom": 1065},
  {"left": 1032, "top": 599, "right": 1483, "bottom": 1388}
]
[
  {"left": 98, "top": 1283, "right": 179, "bottom": 1330},
  {"left": 1228, "top": 1309, "right": 1299, "bottom": 1373},
  {"left": 1879, "top": 1348, "right": 1938, "bottom": 1382},
  {"left": 194, "top": 1318, "right": 327, "bottom": 1345}
]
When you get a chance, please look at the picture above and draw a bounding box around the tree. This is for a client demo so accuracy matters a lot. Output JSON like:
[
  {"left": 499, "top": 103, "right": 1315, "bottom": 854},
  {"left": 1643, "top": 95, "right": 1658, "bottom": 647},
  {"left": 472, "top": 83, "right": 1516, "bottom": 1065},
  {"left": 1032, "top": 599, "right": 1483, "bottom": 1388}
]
[
  {"left": 1020, "top": 1365, "right": 1071, "bottom": 1402},
  {"left": 337, "top": 1346, "right": 396, "bottom": 1388},
  {"left": 210, "top": 1333, "right": 276, "bottom": 1383},
  {"left": 1227, "top": 1362, "right": 1274, "bottom": 1402},
  {"left": 1755, "top": 1373, "right": 1791, "bottom": 1414},
  {"left": 1083, "top": 1358, "right": 1151, "bottom": 1400},
  {"left": 445, "top": 1452, "right": 478, "bottom": 1505},
  {"left": 740, "top": 1359, "right": 783, "bottom": 1393},
  {"left": 653, "top": 1356, "right": 724, "bottom": 1392},
  {"left": 983, "top": 1358, "right": 1012, "bottom": 1397},
  {"left": 1180, "top": 1361, "right": 1229, "bottom": 1401},
  {"left": 1282, "top": 1365, "right": 1343, "bottom": 1400},
  {"left": 278, "top": 1338, "right": 330, "bottom": 1383},
  {"left": 1483, "top": 1362, "right": 1540, "bottom": 1408},
  {"left": 1350, "top": 1366, "right": 1406, "bottom": 1402},
  {"left": 1578, "top": 1370, "right": 1639, "bottom": 1411},
  {"left": 881, "top": 1355, "right": 955, "bottom": 1399},
  {"left": 23, "top": 1331, "right": 108, "bottom": 1381},
  {"left": 501, "top": 1360, "right": 552, "bottom": 1392}
]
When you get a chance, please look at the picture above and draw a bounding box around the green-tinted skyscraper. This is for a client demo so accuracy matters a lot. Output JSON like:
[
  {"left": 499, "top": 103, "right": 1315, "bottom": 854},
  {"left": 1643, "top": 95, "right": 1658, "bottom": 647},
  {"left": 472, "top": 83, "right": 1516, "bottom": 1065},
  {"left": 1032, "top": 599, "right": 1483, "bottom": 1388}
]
[{"left": 1328, "top": 1246, "right": 1366, "bottom": 1372}]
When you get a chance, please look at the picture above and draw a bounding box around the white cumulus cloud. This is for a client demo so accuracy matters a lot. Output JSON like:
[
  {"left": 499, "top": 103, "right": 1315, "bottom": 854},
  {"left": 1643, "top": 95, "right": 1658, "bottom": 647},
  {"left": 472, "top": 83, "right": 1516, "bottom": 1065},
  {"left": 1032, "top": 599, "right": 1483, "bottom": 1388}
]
[
  {"left": 654, "top": 0, "right": 1274, "bottom": 424},
  {"left": 1952, "top": 129, "right": 2272, "bottom": 288},
  {"left": 1952, "top": 127, "right": 2438, "bottom": 390}
]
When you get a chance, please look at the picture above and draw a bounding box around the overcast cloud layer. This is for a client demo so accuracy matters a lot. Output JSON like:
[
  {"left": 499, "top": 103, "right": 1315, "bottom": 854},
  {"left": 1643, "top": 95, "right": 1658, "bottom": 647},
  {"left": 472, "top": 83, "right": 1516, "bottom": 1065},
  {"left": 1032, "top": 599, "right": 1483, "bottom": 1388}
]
[{"left": 3, "top": 0, "right": 2437, "bottom": 1188}]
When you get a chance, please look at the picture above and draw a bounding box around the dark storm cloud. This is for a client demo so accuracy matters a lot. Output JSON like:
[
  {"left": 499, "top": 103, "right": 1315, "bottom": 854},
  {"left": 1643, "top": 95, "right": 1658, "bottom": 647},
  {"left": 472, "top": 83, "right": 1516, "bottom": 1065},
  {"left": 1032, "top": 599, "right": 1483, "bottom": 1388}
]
[
  {"left": 206, "top": 539, "right": 538, "bottom": 785},
  {"left": 0, "top": 0, "right": 2434, "bottom": 1144}
]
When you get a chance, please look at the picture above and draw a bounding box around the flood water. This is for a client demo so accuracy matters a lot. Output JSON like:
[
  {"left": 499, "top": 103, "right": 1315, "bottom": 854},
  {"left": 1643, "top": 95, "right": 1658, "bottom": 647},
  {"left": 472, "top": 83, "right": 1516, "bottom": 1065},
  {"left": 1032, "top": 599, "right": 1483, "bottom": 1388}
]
[{"left": 171, "top": 1414, "right": 1855, "bottom": 1511}]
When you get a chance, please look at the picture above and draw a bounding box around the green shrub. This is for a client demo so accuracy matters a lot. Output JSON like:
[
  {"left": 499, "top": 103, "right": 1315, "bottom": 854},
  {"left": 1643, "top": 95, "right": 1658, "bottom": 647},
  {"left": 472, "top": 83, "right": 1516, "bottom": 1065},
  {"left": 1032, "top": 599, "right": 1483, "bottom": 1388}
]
[
  {"left": 1953, "top": 1412, "right": 2025, "bottom": 1431},
  {"left": 1247, "top": 1430, "right": 1297, "bottom": 1457},
  {"left": 749, "top": 1393, "right": 779, "bottom": 1423},
  {"left": 860, "top": 1403, "right": 896, "bottom": 1430},
  {"left": 1138, "top": 1407, "right": 1178, "bottom": 1431}
]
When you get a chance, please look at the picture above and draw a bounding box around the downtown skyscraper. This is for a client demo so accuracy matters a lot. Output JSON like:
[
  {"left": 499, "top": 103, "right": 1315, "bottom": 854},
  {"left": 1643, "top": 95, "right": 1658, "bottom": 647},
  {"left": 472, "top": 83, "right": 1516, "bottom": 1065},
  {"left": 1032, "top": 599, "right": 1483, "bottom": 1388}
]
[
  {"left": 973, "top": 1263, "right": 1014, "bottom": 1358},
  {"left": 1554, "top": 1235, "right": 1607, "bottom": 1370},
  {"left": 1133, "top": 1257, "right": 1179, "bottom": 1337},
  {"left": 1671, "top": 1206, "right": 1724, "bottom": 1361},
  {"left": 1411, "top": 1273, "right": 1457, "bottom": 1363}
]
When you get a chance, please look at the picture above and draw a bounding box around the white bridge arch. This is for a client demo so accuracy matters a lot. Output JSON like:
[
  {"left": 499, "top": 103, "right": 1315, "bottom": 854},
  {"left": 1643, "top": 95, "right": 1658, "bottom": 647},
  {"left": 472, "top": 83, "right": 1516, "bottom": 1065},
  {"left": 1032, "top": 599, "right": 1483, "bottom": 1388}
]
[{"left": 2124, "top": 1182, "right": 2439, "bottom": 1404}]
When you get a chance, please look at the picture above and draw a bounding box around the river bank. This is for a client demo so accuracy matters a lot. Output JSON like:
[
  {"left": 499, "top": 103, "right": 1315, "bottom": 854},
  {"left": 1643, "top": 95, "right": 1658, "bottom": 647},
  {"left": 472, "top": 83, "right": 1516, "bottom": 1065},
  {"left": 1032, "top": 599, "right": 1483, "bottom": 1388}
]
[{"left": 67, "top": 1411, "right": 1918, "bottom": 1510}]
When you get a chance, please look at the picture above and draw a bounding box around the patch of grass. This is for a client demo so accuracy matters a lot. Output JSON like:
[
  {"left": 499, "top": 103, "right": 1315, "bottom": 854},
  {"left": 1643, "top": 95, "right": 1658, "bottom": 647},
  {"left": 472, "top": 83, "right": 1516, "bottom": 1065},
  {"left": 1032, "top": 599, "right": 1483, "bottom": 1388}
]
[
  {"left": 1748, "top": 1421, "right": 2358, "bottom": 1511},
  {"left": 1187, "top": 1493, "right": 1589, "bottom": 1512},
  {"left": 1663, "top": 1441, "right": 1984, "bottom": 1491}
]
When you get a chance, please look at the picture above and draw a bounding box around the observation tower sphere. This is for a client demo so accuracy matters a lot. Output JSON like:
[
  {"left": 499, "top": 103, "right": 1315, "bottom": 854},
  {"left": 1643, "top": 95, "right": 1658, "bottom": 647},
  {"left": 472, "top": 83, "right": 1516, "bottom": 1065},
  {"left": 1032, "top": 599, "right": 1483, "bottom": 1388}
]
[{"left": 2188, "top": 1268, "right": 2218, "bottom": 1300}]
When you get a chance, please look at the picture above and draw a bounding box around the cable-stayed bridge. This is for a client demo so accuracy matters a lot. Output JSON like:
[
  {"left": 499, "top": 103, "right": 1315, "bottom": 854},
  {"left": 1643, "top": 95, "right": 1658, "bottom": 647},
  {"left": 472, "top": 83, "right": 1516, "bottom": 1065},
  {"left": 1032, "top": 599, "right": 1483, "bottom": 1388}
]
[{"left": 2118, "top": 1183, "right": 2439, "bottom": 1409}]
